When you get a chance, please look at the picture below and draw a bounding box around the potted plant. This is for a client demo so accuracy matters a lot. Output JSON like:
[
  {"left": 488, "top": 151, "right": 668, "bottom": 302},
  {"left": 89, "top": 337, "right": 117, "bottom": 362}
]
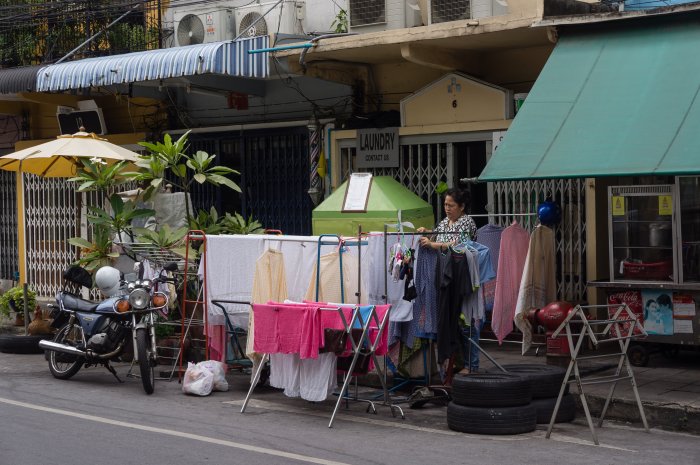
[{"left": 0, "top": 285, "right": 38, "bottom": 325}]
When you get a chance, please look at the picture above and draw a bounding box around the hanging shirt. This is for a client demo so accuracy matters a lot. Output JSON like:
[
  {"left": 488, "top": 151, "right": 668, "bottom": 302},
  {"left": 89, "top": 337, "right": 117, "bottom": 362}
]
[{"left": 491, "top": 222, "right": 530, "bottom": 344}]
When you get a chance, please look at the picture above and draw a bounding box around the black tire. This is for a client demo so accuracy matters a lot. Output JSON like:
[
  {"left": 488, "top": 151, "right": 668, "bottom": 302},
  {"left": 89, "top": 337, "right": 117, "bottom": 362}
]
[
  {"left": 136, "top": 328, "right": 155, "bottom": 395},
  {"left": 0, "top": 334, "right": 45, "bottom": 354},
  {"left": 488, "top": 364, "right": 569, "bottom": 399},
  {"left": 447, "top": 402, "right": 537, "bottom": 435},
  {"left": 628, "top": 344, "right": 649, "bottom": 367},
  {"left": 48, "top": 325, "right": 84, "bottom": 380},
  {"left": 451, "top": 373, "right": 531, "bottom": 407},
  {"left": 531, "top": 394, "right": 576, "bottom": 424}
]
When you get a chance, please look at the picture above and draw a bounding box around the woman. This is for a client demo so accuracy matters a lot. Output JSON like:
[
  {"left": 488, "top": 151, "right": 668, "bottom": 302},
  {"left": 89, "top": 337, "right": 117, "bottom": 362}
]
[
  {"left": 418, "top": 187, "right": 480, "bottom": 375},
  {"left": 418, "top": 187, "right": 477, "bottom": 250}
]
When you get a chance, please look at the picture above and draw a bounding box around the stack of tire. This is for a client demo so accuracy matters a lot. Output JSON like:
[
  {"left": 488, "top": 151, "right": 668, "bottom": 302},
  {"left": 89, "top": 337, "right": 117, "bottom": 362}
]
[
  {"left": 489, "top": 364, "right": 576, "bottom": 426},
  {"left": 447, "top": 373, "right": 537, "bottom": 435},
  {"left": 447, "top": 364, "right": 575, "bottom": 435}
]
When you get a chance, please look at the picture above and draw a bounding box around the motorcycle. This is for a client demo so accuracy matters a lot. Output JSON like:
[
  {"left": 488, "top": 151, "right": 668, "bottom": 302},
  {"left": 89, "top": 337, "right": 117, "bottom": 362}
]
[{"left": 39, "top": 261, "right": 179, "bottom": 394}]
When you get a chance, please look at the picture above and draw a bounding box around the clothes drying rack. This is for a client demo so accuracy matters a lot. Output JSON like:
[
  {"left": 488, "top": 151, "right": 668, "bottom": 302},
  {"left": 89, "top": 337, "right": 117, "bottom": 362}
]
[
  {"left": 545, "top": 303, "right": 649, "bottom": 445},
  {"left": 240, "top": 302, "right": 396, "bottom": 428}
]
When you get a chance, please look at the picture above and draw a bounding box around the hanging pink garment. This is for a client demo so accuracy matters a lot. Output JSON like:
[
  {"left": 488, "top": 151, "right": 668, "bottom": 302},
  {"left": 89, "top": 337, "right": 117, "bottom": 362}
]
[{"left": 491, "top": 223, "right": 530, "bottom": 343}]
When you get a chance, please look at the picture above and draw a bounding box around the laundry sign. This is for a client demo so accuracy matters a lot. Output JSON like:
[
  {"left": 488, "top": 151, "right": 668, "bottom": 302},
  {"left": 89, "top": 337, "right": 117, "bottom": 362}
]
[{"left": 356, "top": 127, "right": 399, "bottom": 168}]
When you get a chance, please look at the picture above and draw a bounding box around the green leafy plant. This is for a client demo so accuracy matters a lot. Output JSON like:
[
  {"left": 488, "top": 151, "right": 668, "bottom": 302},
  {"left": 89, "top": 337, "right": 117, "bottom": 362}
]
[
  {"left": 86, "top": 193, "right": 155, "bottom": 243},
  {"left": 220, "top": 212, "right": 265, "bottom": 235},
  {"left": 189, "top": 206, "right": 224, "bottom": 235},
  {"left": 67, "top": 158, "right": 131, "bottom": 192},
  {"left": 127, "top": 132, "right": 241, "bottom": 225},
  {"left": 331, "top": 8, "right": 348, "bottom": 33},
  {"left": 0, "top": 286, "right": 37, "bottom": 318},
  {"left": 68, "top": 226, "right": 120, "bottom": 272},
  {"left": 133, "top": 224, "right": 189, "bottom": 249}
]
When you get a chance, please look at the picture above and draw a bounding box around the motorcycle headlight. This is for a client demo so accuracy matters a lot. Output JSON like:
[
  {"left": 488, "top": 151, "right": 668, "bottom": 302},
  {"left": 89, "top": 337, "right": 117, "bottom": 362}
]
[{"left": 129, "top": 288, "right": 150, "bottom": 310}]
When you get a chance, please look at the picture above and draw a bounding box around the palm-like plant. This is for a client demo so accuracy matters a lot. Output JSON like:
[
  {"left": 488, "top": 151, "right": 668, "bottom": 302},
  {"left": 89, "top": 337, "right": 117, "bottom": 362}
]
[{"left": 127, "top": 132, "right": 241, "bottom": 225}]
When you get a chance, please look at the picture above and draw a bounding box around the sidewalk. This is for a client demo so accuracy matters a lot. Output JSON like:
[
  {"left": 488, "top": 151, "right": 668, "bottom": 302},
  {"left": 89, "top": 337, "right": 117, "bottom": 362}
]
[{"left": 474, "top": 341, "right": 700, "bottom": 433}]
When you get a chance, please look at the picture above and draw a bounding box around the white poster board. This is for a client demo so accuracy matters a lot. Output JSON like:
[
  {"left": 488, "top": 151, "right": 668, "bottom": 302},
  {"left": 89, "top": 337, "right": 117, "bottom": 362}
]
[{"left": 342, "top": 173, "right": 373, "bottom": 212}]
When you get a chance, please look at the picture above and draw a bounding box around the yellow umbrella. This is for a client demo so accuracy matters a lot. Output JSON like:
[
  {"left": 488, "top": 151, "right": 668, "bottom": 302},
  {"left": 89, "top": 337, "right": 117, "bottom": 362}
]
[{"left": 0, "top": 129, "right": 141, "bottom": 177}]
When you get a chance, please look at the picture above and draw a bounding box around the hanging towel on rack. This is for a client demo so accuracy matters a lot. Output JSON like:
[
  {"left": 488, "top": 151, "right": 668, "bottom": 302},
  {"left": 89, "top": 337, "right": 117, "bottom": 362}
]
[
  {"left": 514, "top": 225, "right": 556, "bottom": 355},
  {"left": 476, "top": 224, "right": 505, "bottom": 313},
  {"left": 246, "top": 249, "right": 290, "bottom": 376},
  {"left": 491, "top": 222, "right": 530, "bottom": 344},
  {"left": 304, "top": 250, "right": 366, "bottom": 304}
]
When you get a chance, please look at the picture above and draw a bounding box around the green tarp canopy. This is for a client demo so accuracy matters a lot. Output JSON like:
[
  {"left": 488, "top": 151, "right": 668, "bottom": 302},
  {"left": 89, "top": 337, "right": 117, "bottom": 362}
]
[
  {"left": 479, "top": 16, "right": 700, "bottom": 181},
  {"left": 312, "top": 176, "right": 435, "bottom": 236}
]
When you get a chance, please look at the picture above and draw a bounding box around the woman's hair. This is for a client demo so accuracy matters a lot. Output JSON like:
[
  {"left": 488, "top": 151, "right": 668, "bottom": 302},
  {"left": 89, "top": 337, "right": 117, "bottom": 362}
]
[
  {"left": 444, "top": 187, "right": 470, "bottom": 209},
  {"left": 656, "top": 293, "right": 672, "bottom": 308}
]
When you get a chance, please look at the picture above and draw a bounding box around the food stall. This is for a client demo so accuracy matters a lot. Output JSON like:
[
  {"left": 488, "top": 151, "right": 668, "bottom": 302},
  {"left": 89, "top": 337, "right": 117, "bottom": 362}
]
[{"left": 590, "top": 176, "right": 700, "bottom": 365}]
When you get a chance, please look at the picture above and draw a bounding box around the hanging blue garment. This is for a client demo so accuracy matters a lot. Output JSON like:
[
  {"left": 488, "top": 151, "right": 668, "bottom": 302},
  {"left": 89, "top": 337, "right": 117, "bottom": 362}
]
[{"left": 466, "top": 240, "right": 496, "bottom": 284}]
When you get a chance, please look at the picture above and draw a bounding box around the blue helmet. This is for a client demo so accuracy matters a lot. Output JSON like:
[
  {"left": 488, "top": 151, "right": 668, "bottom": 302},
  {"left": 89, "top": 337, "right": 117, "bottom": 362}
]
[{"left": 537, "top": 201, "right": 561, "bottom": 225}]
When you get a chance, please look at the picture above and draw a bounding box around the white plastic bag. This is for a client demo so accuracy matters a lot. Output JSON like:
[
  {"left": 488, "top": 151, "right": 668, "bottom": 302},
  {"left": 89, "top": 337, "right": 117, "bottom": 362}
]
[
  {"left": 182, "top": 362, "right": 214, "bottom": 396},
  {"left": 198, "top": 360, "right": 229, "bottom": 392}
]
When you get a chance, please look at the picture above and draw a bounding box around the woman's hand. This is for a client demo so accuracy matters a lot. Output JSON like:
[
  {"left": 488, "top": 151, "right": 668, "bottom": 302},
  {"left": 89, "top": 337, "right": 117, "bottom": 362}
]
[{"left": 419, "top": 236, "right": 432, "bottom": 248}]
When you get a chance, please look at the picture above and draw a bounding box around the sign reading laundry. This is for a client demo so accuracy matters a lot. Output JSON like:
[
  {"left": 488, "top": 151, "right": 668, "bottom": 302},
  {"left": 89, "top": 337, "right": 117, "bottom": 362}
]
[{"left": 356, "top": 128, "right": 399, "bottom": 168}]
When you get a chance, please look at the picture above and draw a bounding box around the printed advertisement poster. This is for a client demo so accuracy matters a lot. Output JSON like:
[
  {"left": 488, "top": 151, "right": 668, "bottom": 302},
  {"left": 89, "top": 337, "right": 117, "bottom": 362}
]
[
  {"left": 672, "top": 294, "right": 696, "bottom": 334},
  {"left": 607, "top": 291, "right": 644, "bottom": 337},
  {"left": 641, "top": 290, "right": 674, "bottom": 335}
]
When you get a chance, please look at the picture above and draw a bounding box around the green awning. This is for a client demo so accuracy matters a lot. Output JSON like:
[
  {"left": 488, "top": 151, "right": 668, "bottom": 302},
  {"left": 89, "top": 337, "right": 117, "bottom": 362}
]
[{"left": 480, "top": 18, "right": 700, "bottom": 181}]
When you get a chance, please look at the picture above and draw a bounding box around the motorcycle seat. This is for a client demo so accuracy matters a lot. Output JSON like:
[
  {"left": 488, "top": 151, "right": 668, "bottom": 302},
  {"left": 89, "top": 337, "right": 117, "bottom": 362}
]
[{"left": 58, "top": 292, "right": 99, "bottom": 312}]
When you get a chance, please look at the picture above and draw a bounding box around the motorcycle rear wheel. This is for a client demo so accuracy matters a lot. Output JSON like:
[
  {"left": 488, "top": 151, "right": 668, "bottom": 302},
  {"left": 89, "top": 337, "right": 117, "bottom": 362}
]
[
  {"left": 48, "top": 325, "right": 84, "bottom": 380},
  {"left": 136, "top": 328, "right": 155, "bottom": 394}
]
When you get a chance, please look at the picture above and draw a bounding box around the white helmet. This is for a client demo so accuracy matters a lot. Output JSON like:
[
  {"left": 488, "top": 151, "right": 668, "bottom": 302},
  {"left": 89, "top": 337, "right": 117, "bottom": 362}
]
[{"left": 95, "top": 266, "right": 121, "bottom": 296}]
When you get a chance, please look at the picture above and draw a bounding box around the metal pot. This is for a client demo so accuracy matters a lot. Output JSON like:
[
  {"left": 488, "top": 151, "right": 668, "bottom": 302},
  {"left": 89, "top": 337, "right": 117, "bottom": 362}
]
[{"left": 649, "top": 222, "right": 672, "bottom": 247}]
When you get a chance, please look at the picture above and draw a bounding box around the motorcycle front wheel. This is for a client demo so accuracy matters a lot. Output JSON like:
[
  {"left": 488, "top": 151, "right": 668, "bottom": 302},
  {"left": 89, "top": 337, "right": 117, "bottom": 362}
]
[
  {"left": 136, "top": 328, "right": 155, "bottom": 394},
  {"left": 48, "top": 324, "right": 84, "bottom": 380}
]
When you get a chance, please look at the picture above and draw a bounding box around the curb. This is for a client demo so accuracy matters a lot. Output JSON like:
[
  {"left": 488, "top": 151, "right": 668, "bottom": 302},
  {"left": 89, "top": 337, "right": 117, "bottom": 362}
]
[{"left": 577, "top": 394, "right": 700, "bottom": 434}]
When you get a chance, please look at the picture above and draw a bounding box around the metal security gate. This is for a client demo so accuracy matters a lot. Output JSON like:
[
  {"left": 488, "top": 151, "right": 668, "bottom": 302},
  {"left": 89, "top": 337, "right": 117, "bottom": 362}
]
[
  {"left": 491, "top": 179, "right": 587, "bottom": 302},
  {"left": 189, "top": 127, "right": 312, "bottom": 235},
  {"left": 0, "top": 171, "right": 18, "bottom": 281},
  {"left": 23, "top": 175, "right": 79, "bottom": 297},
  {"left": 340, "top": 136, "right": 587, "bottom": 303},
  {"left": 340, "top": 141, "right": 453, "bottom": 220}
]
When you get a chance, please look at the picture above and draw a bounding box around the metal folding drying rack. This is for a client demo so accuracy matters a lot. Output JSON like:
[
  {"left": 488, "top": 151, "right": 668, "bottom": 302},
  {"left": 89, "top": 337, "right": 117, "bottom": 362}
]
[{"left": 545, "top": 303, "right": 650, "bottom": 445}]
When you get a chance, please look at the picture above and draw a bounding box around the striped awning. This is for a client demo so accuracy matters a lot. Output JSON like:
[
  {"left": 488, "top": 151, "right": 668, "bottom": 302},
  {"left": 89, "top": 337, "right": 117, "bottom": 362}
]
[
  {"left": 0, "top": 65, "right": 43, "bottom": 94},
  {"left": 36, "top": 36, "right": 269, "bottom": 92}
]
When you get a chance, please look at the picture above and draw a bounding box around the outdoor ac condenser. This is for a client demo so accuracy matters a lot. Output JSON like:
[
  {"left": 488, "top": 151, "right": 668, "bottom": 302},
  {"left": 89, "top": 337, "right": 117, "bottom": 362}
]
[
  {"left": 235, "top": 0, "right": 305, "bottom": 38},
  {"left": 172, "top": 8, "right": 235, "bottom": 46},
  {"left": 348, "top": 0, "right": 422, "bottom": 32}
]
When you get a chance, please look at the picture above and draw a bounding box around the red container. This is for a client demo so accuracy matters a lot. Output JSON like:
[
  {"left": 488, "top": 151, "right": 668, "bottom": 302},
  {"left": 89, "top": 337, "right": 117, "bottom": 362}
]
[
  {"left": 546, "top": 332, "right": 571, "bottom": 356},
  {"left": 621, "top": 260, "right": 673, "bottom": 280}
]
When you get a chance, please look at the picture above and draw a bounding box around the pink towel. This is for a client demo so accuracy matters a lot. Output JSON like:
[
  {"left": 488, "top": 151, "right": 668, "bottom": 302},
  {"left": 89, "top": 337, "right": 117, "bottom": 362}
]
[
  {"left": 253, "top": 304, "right": 281, "bottom": 354},
  {"left": 492, "top": 223, "right": 530, "bottom": 343}
]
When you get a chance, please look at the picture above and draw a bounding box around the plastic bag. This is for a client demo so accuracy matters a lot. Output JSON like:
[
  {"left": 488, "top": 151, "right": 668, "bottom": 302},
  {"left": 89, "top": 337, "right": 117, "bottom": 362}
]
[
  {"left": 182, "top": 362, "right": 214, "bottom": 396},
  {"left": 198, "top": 360, "right": 229, "bottom": 392}
]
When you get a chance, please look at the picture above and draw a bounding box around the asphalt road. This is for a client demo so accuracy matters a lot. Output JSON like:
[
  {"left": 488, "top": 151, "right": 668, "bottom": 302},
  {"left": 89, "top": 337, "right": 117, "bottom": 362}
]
[{"left": 1, "top": 352, "right": 700, "bottom": 465}]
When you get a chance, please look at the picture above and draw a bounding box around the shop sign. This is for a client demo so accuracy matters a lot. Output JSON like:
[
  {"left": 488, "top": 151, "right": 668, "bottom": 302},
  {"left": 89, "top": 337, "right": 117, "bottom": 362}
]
[{"left": 356, "top": 128, "right": 399, "bottom": 168}]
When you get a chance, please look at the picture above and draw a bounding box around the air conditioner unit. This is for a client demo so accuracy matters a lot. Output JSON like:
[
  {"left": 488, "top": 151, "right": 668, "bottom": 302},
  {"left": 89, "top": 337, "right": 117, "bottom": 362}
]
[
  {"left": 56, "top": 107, "right": 107, "bottom": 135},
  {"left": 172, "top": 8, "right": 235, "bottom": 46},
  {"left": 235, "top": 1, "right": 305, "bottom": 38},
  {"left": 429, "top": 0, "right": 471, "bottom": 24},
  {"left": 348, "top": 0, "right": 422, "bottom": 33}
]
